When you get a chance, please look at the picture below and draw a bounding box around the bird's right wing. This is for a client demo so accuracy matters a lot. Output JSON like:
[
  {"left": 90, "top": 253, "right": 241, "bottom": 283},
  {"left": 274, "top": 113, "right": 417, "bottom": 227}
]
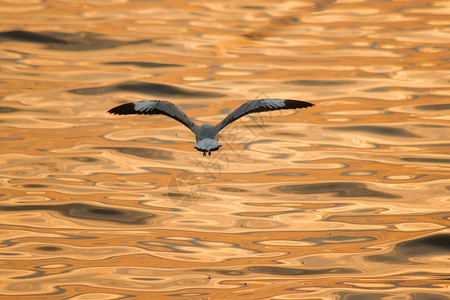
[
  {"left": 214, "top": 99, "right": 314, "bottom": 133},
  {"left": 108, "top": 100, "right": 199, "bottom": 134}
]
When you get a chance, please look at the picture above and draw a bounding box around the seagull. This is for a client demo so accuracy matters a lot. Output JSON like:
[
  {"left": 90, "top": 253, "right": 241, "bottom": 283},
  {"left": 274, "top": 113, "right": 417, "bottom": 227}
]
[{"left": 108, "top": 99, "right": 314, "bottom": 156}]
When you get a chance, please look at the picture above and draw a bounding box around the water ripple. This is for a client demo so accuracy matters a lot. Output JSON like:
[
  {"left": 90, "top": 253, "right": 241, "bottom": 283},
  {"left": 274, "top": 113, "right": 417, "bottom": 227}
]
[{"left": 0, "top": 0, "right": 449, "bottom": 298}]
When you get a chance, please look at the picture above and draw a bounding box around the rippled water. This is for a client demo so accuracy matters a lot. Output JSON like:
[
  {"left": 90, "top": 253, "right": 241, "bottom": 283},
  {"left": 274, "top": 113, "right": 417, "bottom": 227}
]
[{"left": 1, "top": 0, "right": 449, "bottom": 298}]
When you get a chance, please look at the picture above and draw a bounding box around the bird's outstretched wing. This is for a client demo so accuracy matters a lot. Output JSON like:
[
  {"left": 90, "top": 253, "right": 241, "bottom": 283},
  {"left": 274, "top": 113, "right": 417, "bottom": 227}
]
[
  {"left": 108, "top": 100, "right": 199, "bottom": 134},
  {"left": 214, "top": 99, "right": 314, "bottom": 133}
]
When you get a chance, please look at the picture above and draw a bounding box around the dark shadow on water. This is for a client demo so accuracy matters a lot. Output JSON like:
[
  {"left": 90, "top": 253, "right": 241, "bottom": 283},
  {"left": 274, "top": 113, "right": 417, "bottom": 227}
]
[
  {"left": 69, "top": 81, "right": 224, "bottom": 98},
  {"left": 248, "top": 266, "right": 360, "bottom": 275},
  {"left": 266, "top": 172, "right": 308, "bottom": 177},
  {"left": 301, "top": 235, "right": 377, "bottom": 245},
  {"left": 0, "top": 107, "right": 20, "bottom": 113},
  {"left": 272, "top": 182, "right": 400, "bottom": 199},
  {"left": 36, "top": 246, "right": 62, "bottom": 251},
  {"left": 103, "top": 61, "right": 183, "bottom": 68},
  {"left": 69, "top": 156, "right": 99, "bottom": 163},
  {"left": 367, "top": 233, "right": 450, "bottom": 264},
  {"left": 0, "top": 30, "right": 68, "bottom": 44},
  {"left": 337, "top": 292, "right": 390, "bottom": 300},
  {"left": 0, "top": 203, "right": 154, "bottom": 225},
  {"left": 168, "top": 293, "right": 209, "bottom": 298},
  {"left": 407, "top": 293, "right": 450, "bottom": 300},
  {"left": 96, "top": 146, "right": 174, "bottom": 161},
  {"left": 197, "top": 265, "right": 359, "bottom": 277},
  {"left": 287, "top": 79, "right": 355, "bottom": 86},
  {"left": 337, "top": 292, "right": 449, "bottom": 300},
  {"left": 327, "top": 125, "right": 419, "bottom": 138},
  {"left": 402, "top": 157, "right": 450, "bottom": 164},
  {"left": 22, "top": 184, "right": 47, "bottom": 188},
  {"left": 415, "top": 103, "right": 450, "bottom": 111},
  {"left": 218, "top": 187, "right": 248, "bottom": 193},
  {"left": 199, "top": 269, "right": 245, "bottom": 276},
  {"left": 0, "top": 30, "right": 152, "bottom": 51}
]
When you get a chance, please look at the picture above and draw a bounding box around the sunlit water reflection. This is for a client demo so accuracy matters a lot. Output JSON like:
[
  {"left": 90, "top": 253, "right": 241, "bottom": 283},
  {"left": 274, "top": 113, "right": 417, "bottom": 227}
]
[{"left": 0, "top": 0, "right": 449, "bottom": 298}]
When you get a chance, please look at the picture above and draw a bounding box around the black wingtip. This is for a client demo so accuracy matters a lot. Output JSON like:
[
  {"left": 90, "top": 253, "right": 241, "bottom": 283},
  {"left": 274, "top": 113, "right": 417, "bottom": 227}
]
[
  {"left": 284, "top": 99, "right": 315, "bottom": 109},
  {"left": 107, "top": 103, "right": 136, "bottom": 115}
]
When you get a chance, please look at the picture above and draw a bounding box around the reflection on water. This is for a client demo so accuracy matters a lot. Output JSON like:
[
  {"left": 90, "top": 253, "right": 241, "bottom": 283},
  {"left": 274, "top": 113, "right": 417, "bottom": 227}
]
[{"left": 0, "top": 0, "right": 449, "bottom": 298}]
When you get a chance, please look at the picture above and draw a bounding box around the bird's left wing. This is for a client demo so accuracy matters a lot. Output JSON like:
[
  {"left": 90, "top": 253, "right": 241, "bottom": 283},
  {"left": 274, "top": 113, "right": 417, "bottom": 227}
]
[
  {"left": 108, "top": 100, "right": 199, "bottom": 134},
  {"left": 214, "top": 99, "right": 314, "bottom": 133}
]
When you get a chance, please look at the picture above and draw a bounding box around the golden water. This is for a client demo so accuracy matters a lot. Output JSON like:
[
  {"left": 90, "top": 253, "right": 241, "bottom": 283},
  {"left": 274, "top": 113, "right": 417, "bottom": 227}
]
[{"left": 0, "top": 0, "right": 449, "bottom": 299}]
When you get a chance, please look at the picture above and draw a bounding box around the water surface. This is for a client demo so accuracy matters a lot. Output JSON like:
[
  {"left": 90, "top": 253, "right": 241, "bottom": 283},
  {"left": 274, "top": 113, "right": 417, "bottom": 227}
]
[{"left": 0, "top": 0, "right": 449, "bottom": 298}]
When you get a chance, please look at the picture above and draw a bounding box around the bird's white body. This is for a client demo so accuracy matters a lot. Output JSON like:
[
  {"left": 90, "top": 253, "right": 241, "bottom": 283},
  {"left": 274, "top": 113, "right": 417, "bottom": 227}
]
[
  {"left": 194, "top": 123, "right": 221, "bottom": 155},
  {"left": 108, "top": 99, "right": 314, "bottom": 156}
]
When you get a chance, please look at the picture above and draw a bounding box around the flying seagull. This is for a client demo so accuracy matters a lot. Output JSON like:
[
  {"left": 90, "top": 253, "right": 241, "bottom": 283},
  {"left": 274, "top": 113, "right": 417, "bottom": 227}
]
[{"left": 108, "top": 99, "right": 314, "bottom": 156}]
